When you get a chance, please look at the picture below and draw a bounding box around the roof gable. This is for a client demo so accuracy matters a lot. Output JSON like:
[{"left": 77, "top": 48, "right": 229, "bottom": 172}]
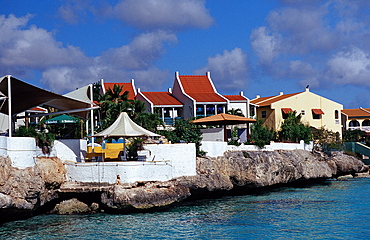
[
  {"left": 179, "top": 75, "right": 215, "bottom": 93},
  {"left": 178, "top": 75, "right": 226, "bottom": 103},
  {"left": 251, "top": 92, "right": 302, "bottom": 107},
  {"left": 141, "top": 92, "right": 183, "bottom": 106},
  {"left": 103, "top": 82, "right": 136, "bottom": 100}
]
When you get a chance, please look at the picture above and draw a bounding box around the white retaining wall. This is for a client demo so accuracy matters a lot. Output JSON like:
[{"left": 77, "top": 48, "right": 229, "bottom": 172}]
[
  {"left": 65, "top": 161, "right": 172, "bottom": 184},
  {"left": 0, "top": 137, "right": 88, "bottom": 169},
  {"left": 201, "top": 140, "right": 314, "bottom": 158},
  {"left": 65, "top": 143, "right": 196, "bottom": 184}
]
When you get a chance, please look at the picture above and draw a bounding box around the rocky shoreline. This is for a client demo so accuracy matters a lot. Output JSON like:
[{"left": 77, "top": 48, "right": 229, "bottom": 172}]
[{"left": 0, "top": 149, "right": 367, "bottom": 222}]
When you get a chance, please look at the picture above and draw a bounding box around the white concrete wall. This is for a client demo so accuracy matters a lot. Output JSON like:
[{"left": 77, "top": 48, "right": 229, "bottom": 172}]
[
  {"left": 65, "top": 143, "right": 196, "bottom": 184},
  {"left": 65, "top": 161, "right": 172, "bottom": 184},
  {"left": 144, "top": 143, "right": 196, "bottom": 178},
  {"left": 201, "top": 140, "right": 314, "bottom": 157},
  {"left": 201, "top": 128, "right": 224, "bottom": 142},
  {"left": 54, "top": 139, "right": 87, "bottom": 162},
  {"left": 6, "top": 137, "right": 37, "bottom": 169},
  {"left": 228, "top": 102, "right": 248, "bottom": 117}
]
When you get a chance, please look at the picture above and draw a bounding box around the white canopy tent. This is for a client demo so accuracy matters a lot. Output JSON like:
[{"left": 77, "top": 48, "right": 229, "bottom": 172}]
[
  {"left": 93, "top": 112, "right": 160, "bottom": 138},
  {"left": 0, "top": 75, "right": 97, "bottom": 136},
  {"left": 92, "top": 112, "right": 160, "bottom": 161}
]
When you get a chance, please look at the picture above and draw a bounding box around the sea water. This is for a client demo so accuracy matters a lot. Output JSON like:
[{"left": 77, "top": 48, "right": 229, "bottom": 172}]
[{"left": 1, "top": 178, "right": 370, "bottom": 240}]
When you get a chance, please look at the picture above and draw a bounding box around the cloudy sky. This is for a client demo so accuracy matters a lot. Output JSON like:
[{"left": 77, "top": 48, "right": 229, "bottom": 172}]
[{"left": 2, "top": 0, "right": 370, "bottom": 108}]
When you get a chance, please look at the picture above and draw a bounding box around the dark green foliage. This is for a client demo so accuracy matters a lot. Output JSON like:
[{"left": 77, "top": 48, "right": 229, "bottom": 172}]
[
  {"left": 227, "top": 108, "right": 245, "bottom": 117},
  {"left": 242, "top": 151, "right": 250, "bottom": 158},
  {"left": 126, "top": 137, "right": 144, "bottom": 161},
  {"left": 343, "top": 129, "right": 367, "bottom": 142},
  {"left": 14, "top": 125, "right": 56, "bottom": 154},
  {"left": 159, "top": 119, "right": 203, "bottom": 156},
  {"left": 97, "top": 84, "right": 131, "bottom": 131},
  {"left": 278, "top": 111, "right": 312, "bottom": 144},
  {"left": 247, "top": 119, "right": 276, "bottom": 148},
  {"left": 311, "top": 127, "right": 342, "bottom": 152},
  {"left": 134, "top": 112, "right": 164, "bottom": 132},
  {"left": 228, "top": 127, "right": 241, "bottom": 146},
  {"left": 95, "top": 84, "right": 150, "bottom": 132}
]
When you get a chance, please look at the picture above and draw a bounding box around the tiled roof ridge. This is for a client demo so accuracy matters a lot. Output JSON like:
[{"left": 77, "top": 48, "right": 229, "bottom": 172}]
[
  {"left": 252, "top": 91, "right": 303, "bottom": 105},
  {"left": 179, "top": 75, "right": 207, "bottom": 77}
]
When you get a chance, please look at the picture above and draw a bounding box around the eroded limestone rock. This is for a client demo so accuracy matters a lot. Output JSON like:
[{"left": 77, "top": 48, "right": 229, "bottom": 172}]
[{"left": 53, "top": 198, "right": 91, "bottom": 215}]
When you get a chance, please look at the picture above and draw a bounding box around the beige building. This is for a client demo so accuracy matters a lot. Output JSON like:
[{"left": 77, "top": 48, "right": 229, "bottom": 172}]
[
  {"left": 341, "top": 108, "right": 370, "bottom": 133},
  {"left": 250, "top": 88, "right": 343, "bottom": 135}
]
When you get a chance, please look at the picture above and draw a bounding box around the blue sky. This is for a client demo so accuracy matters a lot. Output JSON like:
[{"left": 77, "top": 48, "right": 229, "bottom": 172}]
[{"left": 2, "top": 0, "right": 370, "bottom": 109}]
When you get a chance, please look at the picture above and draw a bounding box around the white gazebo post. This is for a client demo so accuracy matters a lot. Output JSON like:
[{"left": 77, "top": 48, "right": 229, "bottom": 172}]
[
  {"left": 7, "top": 75, "right": 12, "bottom": 137},
  {"left": 90, "top": 84, "right": 94, "bottom": 150}
]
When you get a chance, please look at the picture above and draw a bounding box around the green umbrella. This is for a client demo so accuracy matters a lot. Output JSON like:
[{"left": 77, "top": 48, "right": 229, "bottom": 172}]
[{"left": 45, "top": 114, "right": 79, "bottom": 125}]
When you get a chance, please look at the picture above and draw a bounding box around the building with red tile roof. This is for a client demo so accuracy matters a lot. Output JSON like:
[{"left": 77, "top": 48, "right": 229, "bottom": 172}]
[
  {"left": 223, "top": 92, "right": 249, "bottom": 117},
  {"left": 342, "top": 108, "right": 370, "bottom": 133},
  {"left": 100, "top": 79, "right": 137, "bottom": 100},
  {"left": 250, "top": 88, "right": 343, "bottom": 134},
  {"left": 136, "top": 90, "right": 183, "bottom": 125},
  {"left": 172, "top": 72, "right": 229, "bottom": 119}
]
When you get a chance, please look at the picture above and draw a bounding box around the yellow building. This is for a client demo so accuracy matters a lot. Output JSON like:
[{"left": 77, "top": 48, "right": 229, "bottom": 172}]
[
  {"left": 341, "top": 108, "right": 370, "bottom": 133},
  {"left": 250, "top": 88, "right": 343, "bottom": 135}
]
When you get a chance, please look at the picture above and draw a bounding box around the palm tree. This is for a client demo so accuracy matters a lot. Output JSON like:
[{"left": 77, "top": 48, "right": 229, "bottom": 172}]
[
  {"left": 134, "top": 112, "right": 165, "bottom": 132},
  {"left": 227, "top": 108, "right": 245, "bottom": 117},
  {"left": 97, "top": 84, "right": 131, "bottom": 130}
]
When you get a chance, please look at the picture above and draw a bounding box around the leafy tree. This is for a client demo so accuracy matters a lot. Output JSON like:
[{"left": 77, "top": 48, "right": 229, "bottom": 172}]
[
  {"left": 14, "top": 125, "right": 56, "bottom": 154},
  {"left": 248, "top": 119, "right": 276, "bottom": 148},
  {"left": 96, "top": 84, "right": 132, "bottom": 131},
  {"left": 227, "top": 108, "right": 245, "bottom": 117},
  {"left": 159, "top": 119, "right": 203, "bottom": 156},
  {"left": 134, "top": 112, "right": 164, "bottom": 132},
  {"left": 129, "top": 99, "right": 146, "bottom": 120},
  {"left": 311, "top": 127, "right": 342, "bottom": 151},
  {"left": 342, "top": 129, "right": 367, "bottom": 142},
  {"left": 278, "top": 111, "right": 312, "bottom": 144}
]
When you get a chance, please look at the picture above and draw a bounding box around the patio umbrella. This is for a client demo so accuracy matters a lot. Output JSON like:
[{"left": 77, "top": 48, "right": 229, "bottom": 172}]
[
  {"left": 191, "top": 113, "right": 256, "bottom": 141},
  {"left": 44, "top": 114, "right": 79, "bottom": 124}
]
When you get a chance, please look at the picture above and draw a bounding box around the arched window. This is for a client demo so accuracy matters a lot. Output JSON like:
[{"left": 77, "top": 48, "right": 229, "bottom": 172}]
[
  {"left": 349, "top": 120, "right": 360, "bottom": 127},
  {"left": 335, "top": 110, "right": 339, "bottom": 119},
  {"left": 363, "top": 120, "right": 370, "bottom": 126}
]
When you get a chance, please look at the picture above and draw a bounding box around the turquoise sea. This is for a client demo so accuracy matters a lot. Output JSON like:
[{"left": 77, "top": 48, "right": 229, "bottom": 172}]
[{"left": 1, "top": 177, "right": 370, "bottom": 239}]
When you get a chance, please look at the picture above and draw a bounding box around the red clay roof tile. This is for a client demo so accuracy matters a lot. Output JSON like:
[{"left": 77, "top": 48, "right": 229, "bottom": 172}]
[
  {"left": 103, "top": 82, "right": 136, "bottom": 100},
  {"left": 223, "top": 95, "right": 247, "bottom": 101},
  {"left": 179, "top": 75, "right": 215, "bottom": 93},
  {"left": 251, "top": 92, "right": 302, "bottom": 106},
  {"left": 342, "top": 108, "right": 370, "bottom": 117},
  {"left": 179, "top": 75, "right": 226, "bottom": 103},
  {"left": 142, "top": 92, "right": 182, "bottom": 106}
]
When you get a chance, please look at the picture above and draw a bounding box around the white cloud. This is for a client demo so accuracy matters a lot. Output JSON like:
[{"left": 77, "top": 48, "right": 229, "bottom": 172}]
[
  {"left": 0, "top": 14, "right": 89, "bottom": 71},
  {"left": 250, "top": 0, "right": 370, "bottom": 90},
  {"left": 0, "top": 14, "right": 176, "bottom": 93},
  {"left": 250, "top": 26, "right": 281, "bottom": 64},
  {"left": 57, "top": 0, "right": 93, "bottom": 24},
  {"left": 113, "top": 0, "right": 214, "bottom": 30},
  {"left": 326, "top": 47, "right": 370, "bottom": 86},
  {"left": 101, "top": 31, "right": 177, "bottom": 70},
  {"left": 194, "top": 48, "right": 249, "bottom": 92}
]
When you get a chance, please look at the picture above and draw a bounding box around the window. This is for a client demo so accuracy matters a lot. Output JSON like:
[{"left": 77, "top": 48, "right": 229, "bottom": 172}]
[
  {"left": 301, "top": 110, "right": 305, "bottom": 115},
  {"left": 334, "top": 110, "right": 339, "bottom": 124},
  {"left": 313, "top": 113, "right": 321, "bottom": 119},
  {"left": 312, "top": 109, "right": 324, "bottom": 120},
  {"left": 281, "top": 108, "right": 292, "bottom": 119},
  {"left": 261, "top": 111, "right": 266, "bottom": 118}
]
